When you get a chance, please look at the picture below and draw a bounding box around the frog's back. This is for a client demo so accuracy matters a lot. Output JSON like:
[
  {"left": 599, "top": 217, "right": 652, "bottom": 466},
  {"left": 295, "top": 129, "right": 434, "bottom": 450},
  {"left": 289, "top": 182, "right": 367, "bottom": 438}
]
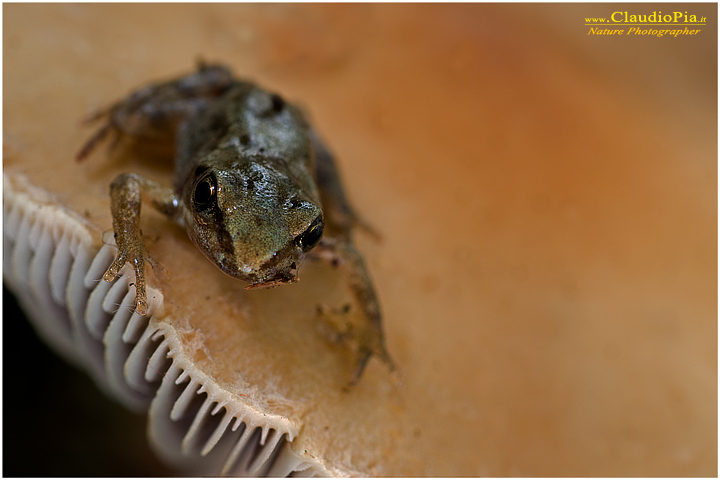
[{"left": 174, "top": 82, "right": 317, "bottom": 201}]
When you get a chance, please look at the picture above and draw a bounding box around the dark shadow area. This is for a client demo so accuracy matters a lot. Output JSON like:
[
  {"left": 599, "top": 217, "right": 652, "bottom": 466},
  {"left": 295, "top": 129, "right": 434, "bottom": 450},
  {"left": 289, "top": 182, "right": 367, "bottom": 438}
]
[{"left": 2, "top": 287, "right": 175, "bottom": 476}]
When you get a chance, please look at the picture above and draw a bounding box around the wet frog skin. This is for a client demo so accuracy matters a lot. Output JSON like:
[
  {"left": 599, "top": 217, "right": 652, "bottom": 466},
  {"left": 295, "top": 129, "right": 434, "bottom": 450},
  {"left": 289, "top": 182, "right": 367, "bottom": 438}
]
[{"left": 78, "top": 63, "right": 394, "bottom": 383}]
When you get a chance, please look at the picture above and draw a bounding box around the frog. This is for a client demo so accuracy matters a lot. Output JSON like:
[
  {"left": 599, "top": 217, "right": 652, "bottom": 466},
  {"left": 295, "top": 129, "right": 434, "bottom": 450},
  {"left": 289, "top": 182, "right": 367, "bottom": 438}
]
[{"left": 77, "top": 62, "right": 394, "bottom": 384}]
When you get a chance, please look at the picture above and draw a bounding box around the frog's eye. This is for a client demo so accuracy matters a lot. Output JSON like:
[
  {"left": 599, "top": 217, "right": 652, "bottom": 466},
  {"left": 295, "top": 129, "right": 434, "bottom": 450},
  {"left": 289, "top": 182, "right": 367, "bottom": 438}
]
[
  {"left": 193, "top": 171, "right": 218, "bottom": 213},
  {"left": 270, "top": 94, "right": 285, "bottom": 113},
  {"left": 296, "top": 216, "right": 324, "bottom": 252}
]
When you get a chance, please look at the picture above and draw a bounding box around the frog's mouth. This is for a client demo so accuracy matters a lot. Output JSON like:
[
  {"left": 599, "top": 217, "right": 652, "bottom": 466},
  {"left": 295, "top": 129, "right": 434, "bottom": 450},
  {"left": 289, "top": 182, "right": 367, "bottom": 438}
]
[
  {"left": 244, "top": 272, "right": 299, "bottom": 290},
  {"left": 241, "top": 245, "right": 302, "bottom": 289},
  {"left": 204, "top": 227, "right": 305, "bottom": 288}
]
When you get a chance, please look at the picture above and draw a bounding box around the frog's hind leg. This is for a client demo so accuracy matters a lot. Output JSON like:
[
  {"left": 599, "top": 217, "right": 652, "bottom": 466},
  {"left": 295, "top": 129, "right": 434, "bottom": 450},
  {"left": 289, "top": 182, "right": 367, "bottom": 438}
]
[
  {"left": 309, "top": 130, "right": 395, "bottom": 384},
  {"left": 76, "top": 63, "right": 236, "bottom": 161}
]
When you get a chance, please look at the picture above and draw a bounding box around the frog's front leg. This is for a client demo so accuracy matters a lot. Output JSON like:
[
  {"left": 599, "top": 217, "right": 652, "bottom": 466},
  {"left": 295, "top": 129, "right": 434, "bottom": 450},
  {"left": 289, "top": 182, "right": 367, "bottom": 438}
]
[
  {"left": 311, "top": 238, "right": 396, "bottom": 383},
  {"left": 309, "top": 130, "right": 396, "bottom": 383},
  {"left": 103, "top": 173, "right": 180, "bottom": 315}
]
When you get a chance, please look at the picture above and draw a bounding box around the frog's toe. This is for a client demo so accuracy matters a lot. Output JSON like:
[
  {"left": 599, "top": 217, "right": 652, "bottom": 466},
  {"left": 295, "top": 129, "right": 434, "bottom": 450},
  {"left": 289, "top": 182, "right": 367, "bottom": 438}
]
[
  {"left": 76, "top": 120, "right": 114, "bottom": 161},
  {"left": 102, "top": 269, "right": 116, "bottom": 283},
  {"left": 376, "top": 344, "right": 396, "bottom": 371},
  {"left": 134, "top": 294, "right": 149, "bottom": 316},
  {"left": 343, "top": 328, "right": 395, "bottom": 387},
  {"left": 347, "top": 348, "right": 373, "bottom": 388},
  {"left": 146, "top": 255, "right": 169, "bottom": 280},
  {"left": 103, "top": 253, "right": 127, "bottom": 282},
  {"left": 128, "top": 264, "right": 149, "bottom": 315}
]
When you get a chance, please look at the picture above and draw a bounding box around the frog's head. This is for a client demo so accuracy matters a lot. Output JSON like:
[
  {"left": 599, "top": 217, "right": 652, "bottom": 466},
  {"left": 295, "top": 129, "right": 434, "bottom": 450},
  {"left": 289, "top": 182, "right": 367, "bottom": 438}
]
[{"left": 182, "top": 162, "right": 324, "bottom": 287}]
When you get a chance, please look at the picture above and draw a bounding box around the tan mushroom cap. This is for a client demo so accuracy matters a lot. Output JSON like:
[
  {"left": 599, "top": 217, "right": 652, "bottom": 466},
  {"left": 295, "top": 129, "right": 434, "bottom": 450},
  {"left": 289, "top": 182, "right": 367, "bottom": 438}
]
[{"left": 4, "top": 3, "right": 717, "bottom": 476}]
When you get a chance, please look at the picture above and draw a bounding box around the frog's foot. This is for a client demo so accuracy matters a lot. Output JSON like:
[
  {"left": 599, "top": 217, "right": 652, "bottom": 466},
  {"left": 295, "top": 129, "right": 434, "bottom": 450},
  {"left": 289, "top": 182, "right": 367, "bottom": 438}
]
[
  {"left": 76, "top": 105, "right": 120, "bottom": 161},
  {"left": 349, "top": 321, "right": 396, "bottom": 386},
  {"left": 317, "top": 304, "right": 396, "bottom": 387},
  {"left": 102, "top": 239, "right": 153, "bottom": 316}
]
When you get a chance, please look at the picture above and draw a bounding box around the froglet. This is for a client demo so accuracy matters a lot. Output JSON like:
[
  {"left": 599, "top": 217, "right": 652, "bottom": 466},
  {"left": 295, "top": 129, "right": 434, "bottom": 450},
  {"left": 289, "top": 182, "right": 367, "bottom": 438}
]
[{"left": 78, "top": 62, "right": 394, "bottom": 383}]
